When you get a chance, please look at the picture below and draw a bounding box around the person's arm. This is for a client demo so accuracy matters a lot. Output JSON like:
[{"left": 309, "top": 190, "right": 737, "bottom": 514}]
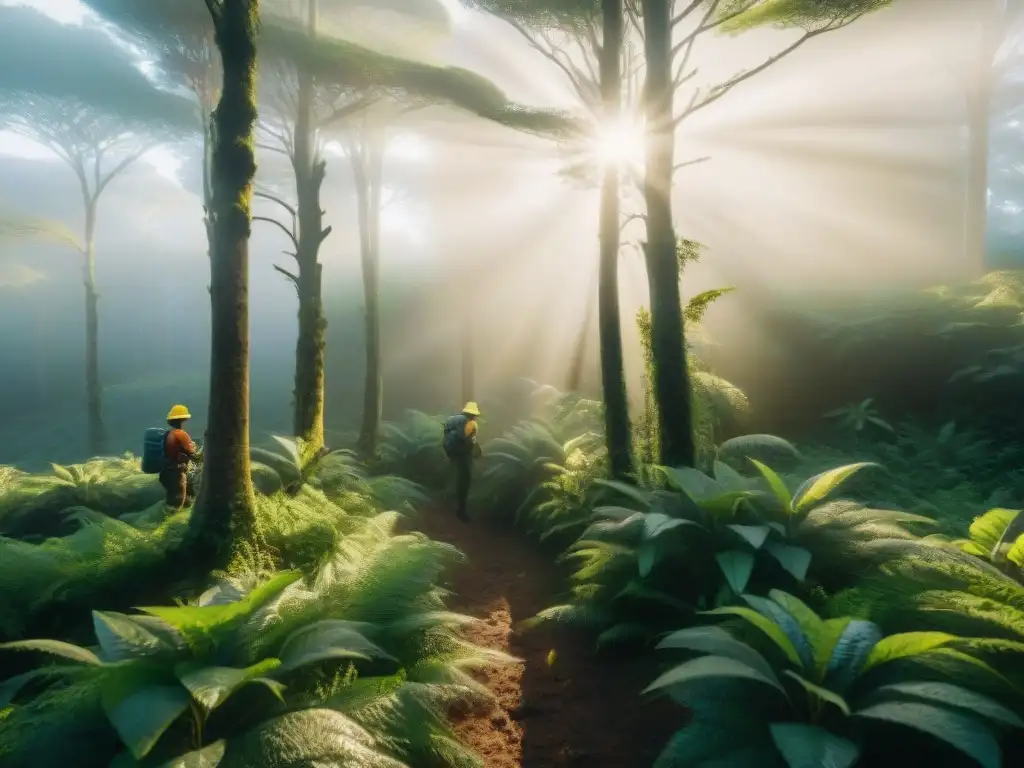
[
  {"left": 466, "top": 421, "right": 482, "bottom": 458},
  {"left": 180, "top": 431, "right": 200, "bottom": 462}
]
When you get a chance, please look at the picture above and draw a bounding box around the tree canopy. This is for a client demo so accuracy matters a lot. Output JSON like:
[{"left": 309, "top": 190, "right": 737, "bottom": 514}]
[{"left": 0, "top": 4, "right": 196, "bottom": 132}]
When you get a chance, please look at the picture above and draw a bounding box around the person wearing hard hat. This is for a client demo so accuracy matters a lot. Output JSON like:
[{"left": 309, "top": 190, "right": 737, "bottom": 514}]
[
  {"left": 442, "top": 401, "right": 482, "bottom": 522},
  {"left": 161, "top": 404, "right": 202, "bottom": 508}
]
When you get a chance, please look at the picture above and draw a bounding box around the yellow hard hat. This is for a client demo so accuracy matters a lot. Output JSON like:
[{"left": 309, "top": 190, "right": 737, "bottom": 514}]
[
  {"left": 462, "top": 401, "right": 481, "bottom": 416},
  {"left": 166, "top": 404, "right": 191, "bottom": 421}
]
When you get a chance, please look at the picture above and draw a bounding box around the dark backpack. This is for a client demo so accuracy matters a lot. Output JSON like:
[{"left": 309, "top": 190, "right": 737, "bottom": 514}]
[
  {"left": 442, "top": 414, "right": 470, "bottom": 458},
  {"left": 141, "top": 427, "right": 170, "bottom": 474}
]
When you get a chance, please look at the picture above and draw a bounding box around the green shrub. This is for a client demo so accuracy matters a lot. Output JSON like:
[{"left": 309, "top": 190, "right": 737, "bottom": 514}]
[{"left": 647, "top": 589, "right": 1021, "bottom": 767}]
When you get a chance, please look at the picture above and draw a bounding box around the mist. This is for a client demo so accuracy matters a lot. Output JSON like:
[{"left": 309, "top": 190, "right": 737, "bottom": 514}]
[{"left": 0, "top": 0, "right": 1001, "bottom": 469}]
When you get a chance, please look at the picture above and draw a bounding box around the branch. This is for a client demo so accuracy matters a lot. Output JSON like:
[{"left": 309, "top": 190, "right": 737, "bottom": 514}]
[
  {"left": 96, "top": 148, "right": 149, "bottom": 197},
  {"left": 253, "top": 189, "right": 297, "bottom": 219},
  {"left": 319, "top": 225, "right": 332, "bottom": 243},
  {"left": 202, "top": 0, "right": 221, "bottom": 26},
  {"left": 677, "top": 28, "right": 830, "bottom": 123},
  {"left": 317, "top": 96, "right": 378, "bottom": 129},
  {"left": 255, "top": 142, "right": 290, "bottom": 156},
  {"left": 253, "top": 215, "right": 299, "bottom": 252},
  {"left": 674, "top": 155, "right": 710, "bottom": 171},
  {"left": 670, "top": 0, "right": 704, "bottom": 27},
  {"left": 272, "top": 263, "right": 300, "bottom": 296},
  {"left": 620, "top": 212, "right": 646, "bottom": 231}
]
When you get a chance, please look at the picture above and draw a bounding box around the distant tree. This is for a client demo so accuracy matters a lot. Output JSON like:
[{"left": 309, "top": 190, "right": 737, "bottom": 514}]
[
  {"left": 966, "top": 0, "right": 1024, "bottom": 271},
  {"left": 184, "top": 0, "right": 261, "bottom": 567},
  {"left": 477, "top": 0, "right": 893, "bottom": 468},
  {"left": 0, "top": 5, "right": 195, "bottom": 456},
  {"left": 256, "top": 4, "right": 571, "bottom": 459},
  {"left": 83, "top": 0, "right": 221, "bottom": 252}
]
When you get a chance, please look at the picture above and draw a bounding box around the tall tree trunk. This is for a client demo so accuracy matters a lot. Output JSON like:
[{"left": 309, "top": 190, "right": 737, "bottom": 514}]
[
  {"left": 353, "top": 138, "right": 384, "bottom": 459},
  {"left": 965, "top": 5, "right": 1002, "bottom": 275},
  {"left": 566, "top": 262, "right": 598, "bottom": 392},
  {"left": 187, "top": 0, "right": 259, "bottom": 567},
  {"left": 460, "top": 300, "right": 474, "bottom": 404},
  {"left": 599, "top": 0, "right": 633, "bottom": 480},
  {"left": 641, "top": 0, "right": 694, "bottom": 468},
  {"left": 82, "top": 197, "right": 106, "bottom": 456},
  {"left": 291, "top": 0, "right": 327, "bottom": 454}
]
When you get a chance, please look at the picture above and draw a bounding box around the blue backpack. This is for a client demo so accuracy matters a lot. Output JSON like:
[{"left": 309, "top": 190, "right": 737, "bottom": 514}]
[
  {"left": 141, "top": 427, "right": 170, "bottom": 474},
  {"left": 442, "top": 414, "right": 469, "bottom": 458}
]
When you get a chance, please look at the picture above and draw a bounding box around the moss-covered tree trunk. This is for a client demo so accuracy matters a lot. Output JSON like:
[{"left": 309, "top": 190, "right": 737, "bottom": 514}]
[
  {"left": 598, "top": 0, "right": 633, "bottom": 480},
  {"left": 353, "top": 137, "right": 384, "bottom": 459},
  {"left": 290, "top": 0, "right": 327, "bottom": 455},
  {"left": 82, "top": 197, "right": 106, "bottom": 456},
  {"left": 188, "top": 0, "right": 259, "bottom": 567},
  {"left": 640, "top": 0, "right": 694, "bottom": 468}
]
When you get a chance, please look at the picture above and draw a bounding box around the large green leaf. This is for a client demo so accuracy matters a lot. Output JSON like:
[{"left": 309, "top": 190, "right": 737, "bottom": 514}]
[
  {"left": 657, "top": 625, "right": 780, "bottom": 686},
  {"left": 861, "top": 631, "right": 959, "bottom": 674},
  {"left": 968, "top": 508, "right": 1018, "bottom": 555},
  {"left": 643, "top": 512, "right": 698, "bottom": 539},
  {"left": 823, "top": 619, "right": 882, "bottom": 694},
  {"left": 716, "top": 550, "right": 755, "bottom": 594},
  {"left": 782, "top": 670, "right": 851, "bottom": 716},
  {"left": 175, "top": 659, "right": 283, "bottom": 712},
  {"left": 728, "top": 524, "right": 772, "bottom": 549},
  {"left": 867, "top": 682, "right": 1023, "bottom": 728},
  {"left": 790, "top": 463, "right": 877, "bottom": 515},
  {"left": 93, "top": 611, "right": 184, "bottom": 662},
  {"left": 277, "top": 620, "right": 395, "bottom": 674},
  {"left": 140, "top": 571, "right": 302, "bottom": 634},
  {"left": 643, "top": 655, "right": 786, "bottom": 696},
  {"left": 0, "top": 668, "right": 73, "bottom": 706},
  {"left": 764, "top": 543, "right": 812, "bottom": 581},
  {"left": 769, "top": 723, "right": 859, "bottom": 768},
  {"left": 749, "top": 459, "right": 792, "bottom": 513},
  {"left": 742, "top": 594, "right": 814, "bottom": 670},
  {"left": 637, "top": 539, "right": 658, "bottom": 577},
  {"left": 855, "top": 701, "right": 1002, "bottom": 768},
  {"left": 102, "top": 678, "right": 191, "bottom": 759},
  {"left": 703, "top": 606, "right": 802, "bottom": 666},
  {"left": 0, "top": 638, "right": 102, "bottom": 665}
]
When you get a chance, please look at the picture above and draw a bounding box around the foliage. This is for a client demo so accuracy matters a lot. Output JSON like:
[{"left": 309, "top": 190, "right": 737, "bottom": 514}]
[
  {"left": 527, "top": 458, "right": 932, "bottom": 649},
  {"left": 824, "top": 398, "right": 894, "bottom": 435},
  {"left": 648, "top": 589, "right": 1020, "bottom": 767},
  {"left": 0, "top": 516, "right": 508, "bottom": 767}
]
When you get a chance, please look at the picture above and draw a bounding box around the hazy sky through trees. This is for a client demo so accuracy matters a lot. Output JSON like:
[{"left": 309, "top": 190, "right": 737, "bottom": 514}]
[{"left": 0, "top": 0, "right": 999, "bottom": 467}]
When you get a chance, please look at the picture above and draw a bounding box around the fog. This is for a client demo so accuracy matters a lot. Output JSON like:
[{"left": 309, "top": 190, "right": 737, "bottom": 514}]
[{"left": 0, "top": 0, "right": 1003, "bottom": 468}]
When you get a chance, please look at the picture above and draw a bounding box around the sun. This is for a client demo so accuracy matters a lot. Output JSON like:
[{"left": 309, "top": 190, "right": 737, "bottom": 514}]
[{"left": 587, "top": 117, "right": 646, "bottom": 170}]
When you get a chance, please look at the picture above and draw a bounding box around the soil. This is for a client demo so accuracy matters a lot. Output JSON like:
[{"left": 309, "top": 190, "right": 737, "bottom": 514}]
[{"left": 412, "top": 505, "right": 679, "bottom": 768}]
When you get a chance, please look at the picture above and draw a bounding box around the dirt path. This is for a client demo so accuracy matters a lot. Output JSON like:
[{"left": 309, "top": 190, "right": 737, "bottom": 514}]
[{"left": 412, "top": 505, "right": 678, "bottom": 768}]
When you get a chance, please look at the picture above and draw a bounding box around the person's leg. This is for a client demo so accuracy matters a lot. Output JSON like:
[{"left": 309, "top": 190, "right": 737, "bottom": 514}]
[
  {"left": 160, "top": 468, "right": 186, "bottom": 509},
  {"left": 454, "top": 457, "right": 472, "bottom": 521}
]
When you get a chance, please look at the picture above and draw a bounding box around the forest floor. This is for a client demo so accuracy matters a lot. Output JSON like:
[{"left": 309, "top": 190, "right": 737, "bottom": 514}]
[{"left": 413, "top": 502, "right": 678, "bottom": 768}]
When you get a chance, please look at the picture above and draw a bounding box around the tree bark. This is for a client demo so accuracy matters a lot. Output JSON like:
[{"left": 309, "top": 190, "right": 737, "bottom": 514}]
[
  {"left": 82, "top": 197, "right": 106, "bottom": 457},
  {"left": 641, "top": 0, "right": 695, "bottom": 468},
  {"left": 290, "top": 0, "right": 327, "bottom": 454},
  {"left": 353, "top": 138, "right": 384, "bottom": 459},
  {"left": 187, "top": 0, "right": 259, "bottom": 567},
  {"left": 567, "top": 262, "right": 598, "bottom": 393},
  {"left": 598, "top": 0, "right": 633, "bottom": 480}
]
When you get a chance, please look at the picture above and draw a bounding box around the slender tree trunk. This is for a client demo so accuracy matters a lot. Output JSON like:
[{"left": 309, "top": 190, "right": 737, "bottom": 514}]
[
  {"left": 187, "top": 0, "right": 259, "bottom": 566},
  {"left": 82, "top": 197, "right": 106, "bottom": 456},
  {"left": 567, "top": 262, "right": 598, "bottom": 392},
  {"left": 965, "top": 6, "right": 1001, "bottom": 275},
  {"left": 460, "top": 299, "right": 474, "bottom": 404},
  {"left": 599, "top": 0, "right": 633, "bottom": 480},
  {"left": 353, "top": 138, "right": 384, "bottom": 459},
  {"left": 291, "top": 0, "right": 327, "bottom": 454},
  {"left": 641, "top": 0, "right": 694, "bottom": 468}
]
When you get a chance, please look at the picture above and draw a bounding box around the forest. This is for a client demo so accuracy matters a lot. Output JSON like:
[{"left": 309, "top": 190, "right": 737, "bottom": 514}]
[{"left": 0, "top": 0, "right": 1022, "bottom": 766}]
